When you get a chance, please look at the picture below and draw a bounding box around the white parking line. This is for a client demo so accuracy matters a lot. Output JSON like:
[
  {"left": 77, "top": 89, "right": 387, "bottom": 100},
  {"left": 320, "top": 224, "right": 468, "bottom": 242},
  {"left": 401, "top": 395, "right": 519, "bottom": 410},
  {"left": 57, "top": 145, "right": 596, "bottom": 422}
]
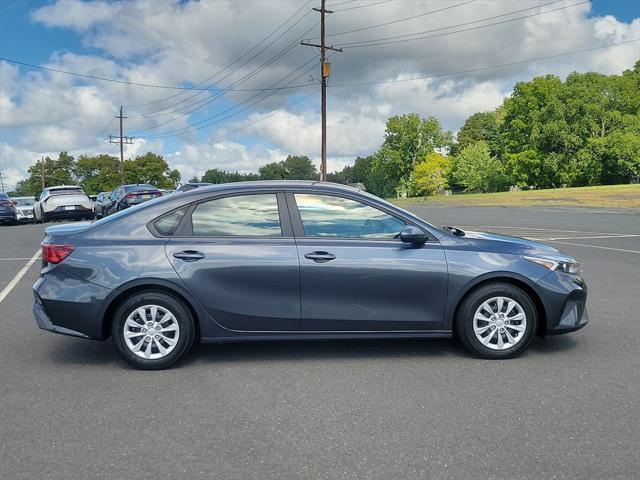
[
  {"left": 544, "top": 240, "right": 640, "bottom": 255},
  {"left": 0, "top": 249, "right": 41, "bottom": 304},
  {"left": 529, "top": 234, "right": 640, "bottom": 241},
  {"left": 0, "top": 257, "right": 34, "bottom": 262}
]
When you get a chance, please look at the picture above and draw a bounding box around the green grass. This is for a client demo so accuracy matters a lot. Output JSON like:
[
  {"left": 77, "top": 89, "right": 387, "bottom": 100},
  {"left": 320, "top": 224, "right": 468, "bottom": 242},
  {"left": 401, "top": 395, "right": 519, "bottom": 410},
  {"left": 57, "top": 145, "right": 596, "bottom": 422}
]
[{"left": 392, "top": 184, "right": 640, "bottom": 209}]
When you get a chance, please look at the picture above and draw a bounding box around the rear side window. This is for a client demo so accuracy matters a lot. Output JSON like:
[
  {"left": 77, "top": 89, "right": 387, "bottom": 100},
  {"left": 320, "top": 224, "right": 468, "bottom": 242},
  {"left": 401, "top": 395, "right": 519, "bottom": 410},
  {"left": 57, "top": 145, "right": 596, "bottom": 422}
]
[
  {"left": 191, "top": 194, "right": 281, "bottom": 237},
  {"left": 154, "top": 208, "right": 187, "bottom": 236},
  {"left": 294, "top": 194, "right": 405, "bottom": 239}
]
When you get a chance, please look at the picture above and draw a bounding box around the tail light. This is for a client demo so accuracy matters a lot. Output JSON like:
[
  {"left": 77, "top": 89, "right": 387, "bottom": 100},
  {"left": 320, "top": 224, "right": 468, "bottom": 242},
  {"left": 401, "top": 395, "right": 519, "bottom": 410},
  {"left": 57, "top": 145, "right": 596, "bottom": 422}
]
[
  {"left": 126, "top": 193, "right": 138, "bottom": 199},
  {"left": 42, "top": 244, "right": 75, "bottom": 264}
]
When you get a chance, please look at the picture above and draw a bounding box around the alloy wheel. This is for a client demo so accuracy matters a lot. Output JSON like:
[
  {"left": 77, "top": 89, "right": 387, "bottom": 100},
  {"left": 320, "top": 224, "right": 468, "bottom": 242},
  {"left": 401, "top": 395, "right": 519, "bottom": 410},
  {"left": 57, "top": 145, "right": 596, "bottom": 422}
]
[
  {"left": 123, "top": 304, "right": 180, "bottom": 359},
  {"left": 472, "top": 296, "right": 527, "bottom": 351}
]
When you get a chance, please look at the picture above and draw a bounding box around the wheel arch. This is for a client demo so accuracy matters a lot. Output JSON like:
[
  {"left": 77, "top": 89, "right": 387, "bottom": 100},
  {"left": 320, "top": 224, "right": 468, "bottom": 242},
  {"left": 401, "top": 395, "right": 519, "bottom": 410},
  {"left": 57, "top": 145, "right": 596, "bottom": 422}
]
[
  {"left": 448, "top": 273, "right": 548, "bottom": 338},
  {"left": 100, "top": 279, "right": 202, "bottom": 341}
]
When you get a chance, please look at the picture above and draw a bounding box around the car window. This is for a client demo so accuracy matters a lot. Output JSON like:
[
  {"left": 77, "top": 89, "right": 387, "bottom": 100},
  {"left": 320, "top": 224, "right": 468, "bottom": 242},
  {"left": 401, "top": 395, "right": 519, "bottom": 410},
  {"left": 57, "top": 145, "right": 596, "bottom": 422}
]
[
  {"left": 294, "top": 194, "right": 406, "bottom": 239},
  {"left": 0, "top": 193, "right": 8, "bottom": 200},
  {"left": 191, "top": 194, "right": 281, "bottom": 237},
  {"left": 154, "top": 208, "right": 187, "bottom": 236}
]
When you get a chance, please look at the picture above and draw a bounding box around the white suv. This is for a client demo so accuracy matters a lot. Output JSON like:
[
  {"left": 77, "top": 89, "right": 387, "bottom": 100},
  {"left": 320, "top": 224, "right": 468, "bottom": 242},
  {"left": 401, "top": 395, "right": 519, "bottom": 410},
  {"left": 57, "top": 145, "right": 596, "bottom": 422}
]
[{"left": 33, "top": 186, "right": 94, "bottom": 223}]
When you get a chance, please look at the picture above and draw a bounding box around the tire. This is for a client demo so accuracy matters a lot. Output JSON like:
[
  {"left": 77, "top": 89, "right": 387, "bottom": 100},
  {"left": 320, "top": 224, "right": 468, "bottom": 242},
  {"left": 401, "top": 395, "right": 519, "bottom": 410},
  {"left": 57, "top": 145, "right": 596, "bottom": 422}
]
[
  {"left": 41, "top": 208, "right": 48, "bottom": 223},
  {"left": 111, "top": 291, "right": 196, "bottom": 370},
  {"left": 455, "top": 282, "right": 537, "bottom": 359},
  {"left": 33, "top": 209, "right": 40, "bottom": 224}
]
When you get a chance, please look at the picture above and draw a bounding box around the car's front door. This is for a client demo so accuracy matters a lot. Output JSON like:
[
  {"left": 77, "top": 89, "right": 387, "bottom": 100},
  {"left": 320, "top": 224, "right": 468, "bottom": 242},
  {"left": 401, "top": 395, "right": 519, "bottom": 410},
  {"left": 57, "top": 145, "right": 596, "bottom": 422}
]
[
  {"left": 289, "top": 192, "right": 448, "bottom": 331},
  {"left": 167, "top": 192, "right": 300, "bottom": 332}
]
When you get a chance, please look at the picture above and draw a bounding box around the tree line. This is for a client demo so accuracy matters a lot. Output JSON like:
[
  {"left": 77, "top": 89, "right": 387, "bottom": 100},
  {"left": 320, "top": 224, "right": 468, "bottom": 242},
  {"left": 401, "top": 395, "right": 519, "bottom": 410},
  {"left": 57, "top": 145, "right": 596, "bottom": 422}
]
[
  {"left": 13, "top": 152, "right": 181, "bottom": 196},
  {"left": 11, "top": 62, "right": 639, "bottom": 198}
]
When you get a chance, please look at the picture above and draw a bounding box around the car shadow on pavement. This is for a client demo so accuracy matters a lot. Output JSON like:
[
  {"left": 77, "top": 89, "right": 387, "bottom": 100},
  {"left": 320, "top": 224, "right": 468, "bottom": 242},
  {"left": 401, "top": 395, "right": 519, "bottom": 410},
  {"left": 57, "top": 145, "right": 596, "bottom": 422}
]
[{"left": 47, "top": 335, "right": 579, "bottom": 368}]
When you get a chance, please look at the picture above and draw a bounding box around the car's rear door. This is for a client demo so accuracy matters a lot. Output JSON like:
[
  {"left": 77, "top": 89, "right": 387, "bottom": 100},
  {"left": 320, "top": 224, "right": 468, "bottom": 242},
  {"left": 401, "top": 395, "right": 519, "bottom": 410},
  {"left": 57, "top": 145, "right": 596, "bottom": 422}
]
[
  {"left": 166, "top": 191, "right": 300, "bottom": 331},
  {"left": 288, "top": 192, "right": 448, "bottom": 332}
]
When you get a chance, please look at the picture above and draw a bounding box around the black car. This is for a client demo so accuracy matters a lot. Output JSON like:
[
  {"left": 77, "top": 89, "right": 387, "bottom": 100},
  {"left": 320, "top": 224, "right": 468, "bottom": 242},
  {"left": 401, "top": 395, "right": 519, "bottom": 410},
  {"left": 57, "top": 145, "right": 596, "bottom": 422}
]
[
  {"left": 103, "top": 184, "right": 163, "bottom": 216},
  {"left": 0, "top": 192, "right": 18, "bottom": 225},
  {"left": 93, "top": 191, "right": 112, "bottom": 218},
  {"left": 33, "top": 181, "right": 588, "bottom": 370}
]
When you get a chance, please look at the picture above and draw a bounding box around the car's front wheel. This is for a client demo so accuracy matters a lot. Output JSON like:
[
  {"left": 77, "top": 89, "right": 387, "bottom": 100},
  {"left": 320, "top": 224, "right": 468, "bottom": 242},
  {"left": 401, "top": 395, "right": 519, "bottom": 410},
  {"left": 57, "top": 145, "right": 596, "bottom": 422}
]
[
  {"left": 111, "top": 291, "right": 196, "bottom": 370},
  {"left": 455, "top": 282, "right": 537, "bottom": 359}
]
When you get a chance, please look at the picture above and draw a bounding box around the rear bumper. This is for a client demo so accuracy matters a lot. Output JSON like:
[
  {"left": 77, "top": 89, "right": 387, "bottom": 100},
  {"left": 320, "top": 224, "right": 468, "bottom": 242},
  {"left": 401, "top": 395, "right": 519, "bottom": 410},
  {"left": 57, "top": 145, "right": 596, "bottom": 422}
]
[
  {"left": 32, "top": 267, "right": 114, "bottom": 340},
  {"left": 45, "top": 206, "right": 93, "bottom": 219},
  {"left": 0, "top": 212, "right": 17, "bottom": 222}
]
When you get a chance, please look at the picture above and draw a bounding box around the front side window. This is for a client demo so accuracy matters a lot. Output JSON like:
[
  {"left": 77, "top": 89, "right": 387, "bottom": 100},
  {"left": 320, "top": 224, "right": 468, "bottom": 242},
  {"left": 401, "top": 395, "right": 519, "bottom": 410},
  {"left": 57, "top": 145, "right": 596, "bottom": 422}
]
[
  {"left": 191, "top": 194, "right": 281, "bottom": 237},
  {"left": 294, "top": 194, "right": 406, "bottom": 239}
]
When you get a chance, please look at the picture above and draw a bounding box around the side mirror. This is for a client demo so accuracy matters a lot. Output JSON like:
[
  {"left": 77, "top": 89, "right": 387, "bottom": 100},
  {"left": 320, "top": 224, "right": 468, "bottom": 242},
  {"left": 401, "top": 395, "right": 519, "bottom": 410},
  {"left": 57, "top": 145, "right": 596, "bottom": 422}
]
[
  {"left": 400, "top": 225, "right": 428, "bottom": 244},
  {"left": 34, "top": 197, "right": 39, "bottom": 202}
]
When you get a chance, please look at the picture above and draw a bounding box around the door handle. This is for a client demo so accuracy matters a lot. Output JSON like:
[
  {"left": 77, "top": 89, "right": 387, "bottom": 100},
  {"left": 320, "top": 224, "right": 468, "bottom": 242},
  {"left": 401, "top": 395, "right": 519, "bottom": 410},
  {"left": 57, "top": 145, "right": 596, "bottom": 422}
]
[
  {"left": 304, "top": 251, "right": 336, "bottom": 263},
  {"left": 173, "top": 250, "right": 205, "bottom": 262}
]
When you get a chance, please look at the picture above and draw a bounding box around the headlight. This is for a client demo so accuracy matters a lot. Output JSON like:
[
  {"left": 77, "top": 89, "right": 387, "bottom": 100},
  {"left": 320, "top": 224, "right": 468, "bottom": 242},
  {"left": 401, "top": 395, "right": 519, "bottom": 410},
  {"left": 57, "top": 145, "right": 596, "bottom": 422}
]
[{"left": 524, "top": 256, "right": 580, "bottom": 275}]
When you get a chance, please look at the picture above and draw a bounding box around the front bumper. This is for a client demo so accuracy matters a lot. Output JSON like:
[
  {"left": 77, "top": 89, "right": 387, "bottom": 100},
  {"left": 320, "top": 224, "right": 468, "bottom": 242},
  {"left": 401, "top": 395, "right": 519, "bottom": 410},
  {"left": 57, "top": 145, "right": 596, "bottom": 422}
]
[{"left": 537, "top": 271, "right": 588, "bottom": 335}]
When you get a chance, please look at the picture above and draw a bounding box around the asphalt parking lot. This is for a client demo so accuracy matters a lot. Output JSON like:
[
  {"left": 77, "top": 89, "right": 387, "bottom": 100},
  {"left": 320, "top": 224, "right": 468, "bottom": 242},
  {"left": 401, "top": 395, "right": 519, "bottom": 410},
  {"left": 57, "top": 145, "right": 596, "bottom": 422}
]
[{"left": 1, "top": 206, "right": 639, "bottom": 480}]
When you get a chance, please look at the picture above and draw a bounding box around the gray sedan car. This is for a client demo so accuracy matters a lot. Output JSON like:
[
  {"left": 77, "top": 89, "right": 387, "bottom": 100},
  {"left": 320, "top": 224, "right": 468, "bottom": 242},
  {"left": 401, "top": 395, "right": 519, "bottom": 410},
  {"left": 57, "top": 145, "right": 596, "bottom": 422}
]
[{"left": 32, "top": 181, "right": 588, "bottom": 369}]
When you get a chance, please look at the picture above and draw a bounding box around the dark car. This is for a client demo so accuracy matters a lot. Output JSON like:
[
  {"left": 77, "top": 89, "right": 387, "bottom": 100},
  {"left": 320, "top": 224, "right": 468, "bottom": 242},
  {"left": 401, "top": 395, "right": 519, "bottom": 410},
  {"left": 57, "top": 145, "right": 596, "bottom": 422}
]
[
  {"left": 93, "top": 191, "right": 112, "bottom": 218},
  {"left": 33, "top": 181, "right": 588, "bottom": 369},
  {"left": 176, "top": 182, "right": 212, "bottom": 192},
  {"left": 102, "top": 184, "right": 163, "bottom": 216},
  {"left": 0, "top": 192, "right": 18, "bottom": 225}
]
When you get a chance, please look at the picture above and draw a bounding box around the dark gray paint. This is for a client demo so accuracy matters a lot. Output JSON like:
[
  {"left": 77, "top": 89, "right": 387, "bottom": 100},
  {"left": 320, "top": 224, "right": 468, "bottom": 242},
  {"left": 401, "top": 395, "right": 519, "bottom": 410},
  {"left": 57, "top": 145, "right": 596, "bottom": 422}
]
[{"left": 32, "top": 181, "right": 587, "bottom": 342}]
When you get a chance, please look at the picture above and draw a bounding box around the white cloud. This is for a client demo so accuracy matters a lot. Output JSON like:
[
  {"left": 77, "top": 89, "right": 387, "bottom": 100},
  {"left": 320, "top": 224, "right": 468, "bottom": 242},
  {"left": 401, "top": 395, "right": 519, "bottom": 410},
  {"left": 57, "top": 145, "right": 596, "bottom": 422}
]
[{"left": 0, "top": 0, "right": 636, "bottom": 186}]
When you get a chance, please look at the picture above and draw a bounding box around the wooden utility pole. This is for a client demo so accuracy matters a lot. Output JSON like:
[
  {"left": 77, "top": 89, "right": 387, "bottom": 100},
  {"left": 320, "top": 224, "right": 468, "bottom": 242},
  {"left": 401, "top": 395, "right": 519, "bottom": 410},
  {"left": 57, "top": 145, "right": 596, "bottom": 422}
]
[
  {"left": 109, "top": 106, "right": 134, "bottom": 186},
  {"left": 301, "top": 0, "right": 342, "bottom": 181},
  {"left": 0, "top": 168, "right": 5, "bottom": 192}
]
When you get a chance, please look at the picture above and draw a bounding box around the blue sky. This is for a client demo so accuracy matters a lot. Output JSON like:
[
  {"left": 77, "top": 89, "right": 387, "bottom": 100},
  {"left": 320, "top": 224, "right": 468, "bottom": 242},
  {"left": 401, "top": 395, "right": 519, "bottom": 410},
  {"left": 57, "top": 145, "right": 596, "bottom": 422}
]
[{"left": 1, "top": 0, "right": 639, "bottom": 189}]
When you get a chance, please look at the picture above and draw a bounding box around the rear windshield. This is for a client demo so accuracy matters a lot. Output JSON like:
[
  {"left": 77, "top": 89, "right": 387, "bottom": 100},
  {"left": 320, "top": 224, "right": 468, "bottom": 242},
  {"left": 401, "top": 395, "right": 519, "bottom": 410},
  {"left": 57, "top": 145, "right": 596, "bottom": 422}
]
[
  {"left": 12, "top": 198, "right": 35, "bottom": 206},
  {"left": 49, "top": 188, "right": 84, "bottom": 196},
  {"left": 124, "top": 184, "right": 157, "bottom": 192},
  {"left": 0, "top": 193, "right": 8, "bottom": 200}
]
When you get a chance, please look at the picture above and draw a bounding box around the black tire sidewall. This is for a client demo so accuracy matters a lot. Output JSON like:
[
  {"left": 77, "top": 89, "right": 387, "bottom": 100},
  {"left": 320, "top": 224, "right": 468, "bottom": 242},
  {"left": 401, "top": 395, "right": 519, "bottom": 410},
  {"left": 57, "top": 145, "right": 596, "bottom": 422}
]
[
  {"left": 111, "top": 291, "right": 195, "bottom": 370},
  {"left": 456, "top": 283, "right": 537, "bottom": 359}
]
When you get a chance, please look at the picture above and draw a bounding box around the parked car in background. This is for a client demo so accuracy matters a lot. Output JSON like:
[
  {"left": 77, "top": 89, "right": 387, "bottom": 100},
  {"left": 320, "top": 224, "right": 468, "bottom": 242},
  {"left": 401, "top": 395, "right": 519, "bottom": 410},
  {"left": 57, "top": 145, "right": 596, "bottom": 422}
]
[
  {"left": 10, "top": 196, "right": 36, "bottom": 223},
  {"left": 0, "top": 192, "right": 18, "bottom": 225},
  {"left": 32, "top": 181, "right": 588, "bottom": 369},
  {"left": 102, "top": 184, "right": 163, "bottom": 216},
  {"left": 33, "top": 186, "right": 94, "bottom": 223},
  {"left": 93, "top": 191, "right": 112, "bottom": 218},
  {"left": 176, "top": 182, "right": 212, "bottom": 192}
]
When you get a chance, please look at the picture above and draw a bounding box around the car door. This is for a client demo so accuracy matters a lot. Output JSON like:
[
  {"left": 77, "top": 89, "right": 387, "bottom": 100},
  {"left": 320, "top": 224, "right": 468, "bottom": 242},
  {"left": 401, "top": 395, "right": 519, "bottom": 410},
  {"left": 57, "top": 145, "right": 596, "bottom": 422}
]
[
  {"left": 289, "top": 192, "right": 448, "bottom": 332},
  {"left": 166, "top": 191, "right": 300, "bottom": 332}
]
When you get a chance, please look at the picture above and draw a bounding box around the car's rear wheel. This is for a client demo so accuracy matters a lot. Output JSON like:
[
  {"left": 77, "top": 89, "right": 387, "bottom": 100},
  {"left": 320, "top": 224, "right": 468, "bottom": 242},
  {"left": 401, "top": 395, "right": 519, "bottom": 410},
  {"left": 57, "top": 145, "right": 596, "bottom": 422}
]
[
  {"left": 111, "top": 291, "right": 196, "bottom": 370},
  {"left": 455, "top": 282, "right": 537, "bottom": 359}
]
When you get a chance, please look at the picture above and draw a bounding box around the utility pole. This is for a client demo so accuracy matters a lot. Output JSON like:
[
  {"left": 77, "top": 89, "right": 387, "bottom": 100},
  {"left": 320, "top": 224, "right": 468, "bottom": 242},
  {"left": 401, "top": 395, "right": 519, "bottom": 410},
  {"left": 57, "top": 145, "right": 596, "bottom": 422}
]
[
  {"left": 109, "top": 106, "right": 134, "bottom": 186},
  {"left": 0, "top": 168, "right": 5, "bottom": 192},
  {"left": 301, "top": 0, "right": 342, "bottom": 181}
]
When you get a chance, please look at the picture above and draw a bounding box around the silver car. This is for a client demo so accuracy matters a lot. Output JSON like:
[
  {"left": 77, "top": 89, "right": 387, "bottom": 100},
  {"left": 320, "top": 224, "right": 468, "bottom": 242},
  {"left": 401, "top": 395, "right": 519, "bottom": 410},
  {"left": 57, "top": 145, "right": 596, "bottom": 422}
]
[{"left": 10, "top": 196, "right": 36, "bottom": 223}]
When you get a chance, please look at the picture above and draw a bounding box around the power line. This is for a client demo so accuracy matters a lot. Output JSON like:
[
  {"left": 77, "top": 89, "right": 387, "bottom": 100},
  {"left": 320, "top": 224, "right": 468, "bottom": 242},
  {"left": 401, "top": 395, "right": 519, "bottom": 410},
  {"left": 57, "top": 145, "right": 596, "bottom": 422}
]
[
  {"left": 125, "top": 0, "right": 313, "bottom": 110},
  {"left": 338, "top": 0, "right": 590, "bottom": 48},
  {"left": 140, "top": 57, "right": 321, "bottom": 139},
  {"left": 127, "top": 1, "right": 315, "bottom": 117},
  {"left": 317, "top": 0, "right": 476, "bottom": 39},
  {"left": 0, "top": 56, "right": 315, "bottom": 93},
  {"left": 329, "top": 39, "right": 640, "bottom": 88},
  {"left": 332, "top": 0, "right": 396, "bottom": 11}
]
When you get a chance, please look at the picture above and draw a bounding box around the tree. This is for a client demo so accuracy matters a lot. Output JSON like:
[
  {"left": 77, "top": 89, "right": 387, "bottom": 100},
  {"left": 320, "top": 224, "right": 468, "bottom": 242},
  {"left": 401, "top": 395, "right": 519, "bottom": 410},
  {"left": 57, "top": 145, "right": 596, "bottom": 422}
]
[
  {"left": 455, "top": 109, "right": 503, "bottom": 156},
  {"left": 372, "top": 114, "right": 454, "bottom": 197},
  {"left": 124, "top": 152, "right": 180, "bottom": 189},
  {"left": 16, "top": 152, "right": 77, "bottom": 196},
  {"left": 454, "top": 141, "right": 506, "bottom": 192},
  {"left": 410, "top": 153, "right": 453, "bottom": 196},
  {"left": 74, "top": 154, "right": 121, "bottom": 194},
  {"left": 201, "top": 169, "right": 259, "bottom": 184},
  {"left": 259, "top": 155, "right": 317, "bottom": 180}
]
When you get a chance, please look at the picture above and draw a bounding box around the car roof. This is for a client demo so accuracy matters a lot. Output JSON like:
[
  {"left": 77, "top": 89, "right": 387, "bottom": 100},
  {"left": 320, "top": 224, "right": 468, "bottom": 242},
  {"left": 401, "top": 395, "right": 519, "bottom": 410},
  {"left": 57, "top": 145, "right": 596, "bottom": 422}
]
[
  {"left": 180, "top": 180, "right": 361, "bottom": 195},
  {"left": 46, "top": 185, "right": 82, "bottom": 190}
]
